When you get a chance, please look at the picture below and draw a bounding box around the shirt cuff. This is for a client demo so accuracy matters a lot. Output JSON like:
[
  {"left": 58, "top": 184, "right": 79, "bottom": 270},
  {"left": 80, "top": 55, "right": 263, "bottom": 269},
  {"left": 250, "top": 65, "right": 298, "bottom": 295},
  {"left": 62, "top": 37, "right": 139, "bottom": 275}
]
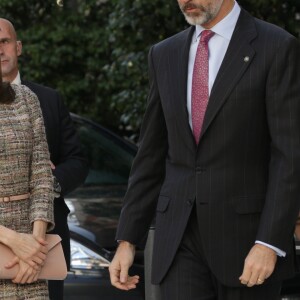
[{"left": 255, "top": 240, "right": 286, "bottom": 257}]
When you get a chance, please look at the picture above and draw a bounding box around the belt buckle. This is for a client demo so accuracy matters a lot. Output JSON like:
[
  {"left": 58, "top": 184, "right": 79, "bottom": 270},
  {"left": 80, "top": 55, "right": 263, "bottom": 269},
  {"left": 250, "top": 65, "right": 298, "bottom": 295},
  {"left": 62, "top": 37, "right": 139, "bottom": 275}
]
[{"left": 3, "top": 196, "right": 10, "bottom": 202}]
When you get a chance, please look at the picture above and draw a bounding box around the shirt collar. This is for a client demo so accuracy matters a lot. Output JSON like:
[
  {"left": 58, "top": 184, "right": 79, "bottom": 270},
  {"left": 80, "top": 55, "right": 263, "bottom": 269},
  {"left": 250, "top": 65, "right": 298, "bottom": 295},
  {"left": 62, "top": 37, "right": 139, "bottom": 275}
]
[
  {"left": 194, "top": 1, "right": 241, "bottom": 42},
  {"left": 11, "top": 71, "right": 21, "bottom": 85}
]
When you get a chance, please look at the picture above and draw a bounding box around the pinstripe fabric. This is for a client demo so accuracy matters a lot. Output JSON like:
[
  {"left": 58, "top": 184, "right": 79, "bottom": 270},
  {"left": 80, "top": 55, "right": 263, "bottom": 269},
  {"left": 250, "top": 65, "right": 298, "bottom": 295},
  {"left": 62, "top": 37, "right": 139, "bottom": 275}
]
[
  {"left": 160, "top": 209, "right": 282, "bottom": 300},
  {"left": 116, "top": 8, "right": 300, "bottom": 292}
]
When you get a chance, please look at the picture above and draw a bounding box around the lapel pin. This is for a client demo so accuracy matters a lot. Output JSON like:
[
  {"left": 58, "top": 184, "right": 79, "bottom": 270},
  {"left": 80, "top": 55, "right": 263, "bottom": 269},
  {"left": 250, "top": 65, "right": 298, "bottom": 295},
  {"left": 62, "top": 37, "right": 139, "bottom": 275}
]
[{"left": 244, "top": 56, "right": 250, "bottom": 62}]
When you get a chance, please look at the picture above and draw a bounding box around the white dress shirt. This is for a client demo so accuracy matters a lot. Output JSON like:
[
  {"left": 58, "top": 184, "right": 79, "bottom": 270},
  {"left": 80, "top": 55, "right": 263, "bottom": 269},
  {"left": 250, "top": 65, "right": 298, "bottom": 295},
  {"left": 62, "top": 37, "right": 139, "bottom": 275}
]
[
  {"left": 186, "top": 1, "right": 285, "bottom": 257},
  {"left": 187, "top": 1, "right": 240, "bottom": 128},
  {"left": 11, "top": 71, "right": 21, "bottom": 85}
]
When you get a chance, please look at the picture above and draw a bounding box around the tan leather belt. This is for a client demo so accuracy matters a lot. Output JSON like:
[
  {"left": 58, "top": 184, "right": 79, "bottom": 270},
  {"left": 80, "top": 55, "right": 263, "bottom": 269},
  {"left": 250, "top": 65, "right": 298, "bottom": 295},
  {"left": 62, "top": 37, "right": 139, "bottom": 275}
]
[{"left": 0, "top": 193, "right": 30, "bottom": 203}]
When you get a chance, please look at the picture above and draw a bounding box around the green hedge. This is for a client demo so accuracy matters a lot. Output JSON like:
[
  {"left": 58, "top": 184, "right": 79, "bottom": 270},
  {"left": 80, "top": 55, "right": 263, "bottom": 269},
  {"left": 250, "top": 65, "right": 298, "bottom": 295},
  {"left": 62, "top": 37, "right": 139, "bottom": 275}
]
[{"left": 1, "top": 0, "right": 299, "bottom": 141}]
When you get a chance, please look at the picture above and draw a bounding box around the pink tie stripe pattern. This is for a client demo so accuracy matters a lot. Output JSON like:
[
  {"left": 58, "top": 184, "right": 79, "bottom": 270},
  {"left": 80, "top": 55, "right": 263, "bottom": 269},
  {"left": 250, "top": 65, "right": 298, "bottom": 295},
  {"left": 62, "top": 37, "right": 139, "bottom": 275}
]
[{"left": 191, "top": 30, "right": 215, "bottom": 144}]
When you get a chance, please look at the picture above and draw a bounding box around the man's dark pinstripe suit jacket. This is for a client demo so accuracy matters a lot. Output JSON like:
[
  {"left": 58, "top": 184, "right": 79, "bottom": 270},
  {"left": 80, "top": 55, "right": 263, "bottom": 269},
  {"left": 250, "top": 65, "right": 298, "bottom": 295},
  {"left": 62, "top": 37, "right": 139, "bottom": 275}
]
[{"left": 116, "top": 8, "right": 300, "bottom": 287}]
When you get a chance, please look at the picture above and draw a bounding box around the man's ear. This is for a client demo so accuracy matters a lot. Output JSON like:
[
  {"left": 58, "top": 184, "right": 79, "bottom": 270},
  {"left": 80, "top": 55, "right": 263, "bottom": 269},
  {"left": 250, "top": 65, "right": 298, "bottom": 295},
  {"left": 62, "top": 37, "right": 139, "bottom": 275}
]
[{"left": 16, "top": 40, "right": 22, "bottom": 56}]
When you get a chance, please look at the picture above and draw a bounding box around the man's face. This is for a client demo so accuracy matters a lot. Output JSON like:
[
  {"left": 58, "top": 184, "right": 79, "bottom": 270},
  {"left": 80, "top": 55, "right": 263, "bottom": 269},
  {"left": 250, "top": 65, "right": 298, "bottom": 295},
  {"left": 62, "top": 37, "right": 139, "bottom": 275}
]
[
  {"left": 177, "top": 0, "right": 224, "bottom": 27},
  {"left": 0, "top": 20, "right": 22, "bottom": 82}
]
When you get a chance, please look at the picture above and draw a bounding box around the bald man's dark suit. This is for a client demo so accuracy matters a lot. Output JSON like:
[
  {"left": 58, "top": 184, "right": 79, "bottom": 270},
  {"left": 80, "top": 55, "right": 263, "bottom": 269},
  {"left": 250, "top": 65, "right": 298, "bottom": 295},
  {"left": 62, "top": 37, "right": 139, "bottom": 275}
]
[
  {"left": 23, "top": 80, "right": 89, "bottom": 299},
  {"left": 116, "top": 8, "right": 300, "bottom": 296}
]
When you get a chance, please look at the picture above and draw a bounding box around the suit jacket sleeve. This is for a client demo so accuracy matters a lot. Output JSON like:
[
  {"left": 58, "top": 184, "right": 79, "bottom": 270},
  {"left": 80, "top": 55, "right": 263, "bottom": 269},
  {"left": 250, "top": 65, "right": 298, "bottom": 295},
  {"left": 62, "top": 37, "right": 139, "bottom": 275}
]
[
  {"left": 52, "top": 94, "right": 89, "bottom": 196},
  {"left": 116, "top": 45, "right": 168, "bottom": 247},
  {"left": 256, "top": 35, "right": 300, "bottom": 252},
  {"left": 22, "top": 81, "right": 89, "bottom": 197}
]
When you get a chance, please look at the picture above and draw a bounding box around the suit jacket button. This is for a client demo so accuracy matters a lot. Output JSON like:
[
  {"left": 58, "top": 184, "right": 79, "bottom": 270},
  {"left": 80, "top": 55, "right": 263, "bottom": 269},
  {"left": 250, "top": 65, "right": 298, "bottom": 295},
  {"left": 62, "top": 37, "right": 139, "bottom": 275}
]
[
  {"left": 196, "top": 167, "right": 206, "bottom": 173},
  {"left": 187, "top": 199, "right": 193, "bottom": 206}
]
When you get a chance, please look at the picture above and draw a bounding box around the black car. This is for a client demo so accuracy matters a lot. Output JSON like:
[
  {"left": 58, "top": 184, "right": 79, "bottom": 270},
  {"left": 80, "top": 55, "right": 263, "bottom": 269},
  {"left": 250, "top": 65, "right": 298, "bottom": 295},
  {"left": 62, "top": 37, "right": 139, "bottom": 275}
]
[
  {"left": 64, "top": 113, "right": 143, "bottom": 300},
  {"left": 64, "top": 113, "right": 300, "bottom": 300}
]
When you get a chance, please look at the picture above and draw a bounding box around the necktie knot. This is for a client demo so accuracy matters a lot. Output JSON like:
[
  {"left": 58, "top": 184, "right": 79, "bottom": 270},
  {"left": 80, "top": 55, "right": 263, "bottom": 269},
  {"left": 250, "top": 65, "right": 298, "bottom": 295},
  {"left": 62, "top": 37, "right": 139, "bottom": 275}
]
[{"left": 200, "top": 30, "right": 215, "bottom": 44}]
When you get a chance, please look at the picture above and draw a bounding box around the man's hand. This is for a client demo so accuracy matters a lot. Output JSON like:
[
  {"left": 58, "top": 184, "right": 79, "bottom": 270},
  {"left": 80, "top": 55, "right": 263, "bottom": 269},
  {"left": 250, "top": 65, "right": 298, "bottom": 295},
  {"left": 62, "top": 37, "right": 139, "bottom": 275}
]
[
  {"left": 109, "top": 241, "right": 140, "bottom": 290},
  {"left": 295, "top": 214, "right": 300, "bottom": 240},
  {"left": 239, "top": 244, "right": 277, "bottom": 287},
  {"left": 50, "top": 161, "right": 56, "bottom": 170}
]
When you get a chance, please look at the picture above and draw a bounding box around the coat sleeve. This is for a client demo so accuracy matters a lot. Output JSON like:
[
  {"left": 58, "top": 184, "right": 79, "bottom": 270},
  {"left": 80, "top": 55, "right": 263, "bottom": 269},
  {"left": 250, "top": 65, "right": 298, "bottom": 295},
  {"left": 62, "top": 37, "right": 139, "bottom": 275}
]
[{"left": 23, "top": 86, "right": 55, "bottom": 231}]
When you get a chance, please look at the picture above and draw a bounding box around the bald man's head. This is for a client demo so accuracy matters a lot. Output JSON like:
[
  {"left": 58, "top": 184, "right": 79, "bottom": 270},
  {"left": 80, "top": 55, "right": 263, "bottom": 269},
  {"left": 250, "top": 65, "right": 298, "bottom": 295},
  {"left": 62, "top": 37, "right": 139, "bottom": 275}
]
[
  {"left": 0, "top": 18, "right": 17, "bottom": 40},
  {"left": 0, "top": 18, "right": 22, "bottom": 82}
]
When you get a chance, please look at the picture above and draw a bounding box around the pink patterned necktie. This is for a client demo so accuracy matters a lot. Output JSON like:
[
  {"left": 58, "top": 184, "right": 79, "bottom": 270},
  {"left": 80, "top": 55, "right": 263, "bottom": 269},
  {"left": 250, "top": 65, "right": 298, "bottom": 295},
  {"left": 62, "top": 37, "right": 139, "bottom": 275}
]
[{"left": 192, "top": 30, "right": 215, "bottom": 144}]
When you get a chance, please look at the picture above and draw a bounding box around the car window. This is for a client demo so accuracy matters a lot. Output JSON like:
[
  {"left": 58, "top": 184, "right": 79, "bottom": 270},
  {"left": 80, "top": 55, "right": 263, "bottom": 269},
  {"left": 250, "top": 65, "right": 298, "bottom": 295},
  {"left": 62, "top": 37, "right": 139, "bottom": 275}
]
[{"left": 73, "top": 118, "right": 135, "bottom": 186}]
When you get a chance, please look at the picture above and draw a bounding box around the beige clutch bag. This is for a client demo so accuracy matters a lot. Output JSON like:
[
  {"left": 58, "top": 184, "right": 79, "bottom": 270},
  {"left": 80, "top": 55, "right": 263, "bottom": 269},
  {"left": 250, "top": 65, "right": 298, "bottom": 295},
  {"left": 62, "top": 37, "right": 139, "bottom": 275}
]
[{"left": 0, "top": 234, "right": 67, "bottom": 280}]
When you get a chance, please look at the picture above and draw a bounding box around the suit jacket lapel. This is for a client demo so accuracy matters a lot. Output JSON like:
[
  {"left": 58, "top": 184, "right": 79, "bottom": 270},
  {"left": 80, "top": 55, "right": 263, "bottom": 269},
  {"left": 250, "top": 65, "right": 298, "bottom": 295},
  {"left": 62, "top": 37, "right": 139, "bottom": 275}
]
[
  {"left": 170, "top": 26, "right": 196, "bottom": 150},
  {"left": 200, "top": 9, "right": 257, "bottom": 140}
]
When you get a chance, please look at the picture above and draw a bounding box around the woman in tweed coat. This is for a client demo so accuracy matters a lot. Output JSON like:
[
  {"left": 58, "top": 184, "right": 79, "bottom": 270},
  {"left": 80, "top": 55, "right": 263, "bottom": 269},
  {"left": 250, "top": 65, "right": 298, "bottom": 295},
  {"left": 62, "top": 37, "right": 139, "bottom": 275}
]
[{"left": 0, "top": 68, "right": 54, "bottom": 299}]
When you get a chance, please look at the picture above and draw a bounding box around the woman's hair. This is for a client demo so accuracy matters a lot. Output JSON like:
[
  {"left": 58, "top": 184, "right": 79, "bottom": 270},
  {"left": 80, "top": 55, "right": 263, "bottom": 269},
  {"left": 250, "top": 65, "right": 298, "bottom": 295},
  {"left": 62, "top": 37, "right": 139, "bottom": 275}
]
[
  {"left": 0, "top": 60, "right": 16, "bottom": 104},
  {"left": 0, "top": 82, "right": 16, "bottom": 104}
]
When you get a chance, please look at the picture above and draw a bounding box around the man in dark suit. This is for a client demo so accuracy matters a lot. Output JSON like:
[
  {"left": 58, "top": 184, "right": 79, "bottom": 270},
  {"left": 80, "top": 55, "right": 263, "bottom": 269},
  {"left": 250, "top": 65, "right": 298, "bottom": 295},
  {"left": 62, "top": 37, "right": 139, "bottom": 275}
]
[
  {"left": 0, "top": 18, "right": 89, "bottom": 299},
  {"left": 109, "top": 0, "right": 300, "bottom": 299}
]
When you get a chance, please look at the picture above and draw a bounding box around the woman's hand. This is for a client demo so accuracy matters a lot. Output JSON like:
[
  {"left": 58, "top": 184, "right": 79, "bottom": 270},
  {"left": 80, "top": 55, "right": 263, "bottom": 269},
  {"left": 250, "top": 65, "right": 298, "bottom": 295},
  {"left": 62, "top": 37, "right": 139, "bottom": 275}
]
[
  {"left": 10, "top": 258, "right": 42, "bottom": 284},
  {"left": 7, "top": 232, "right": 48, "bottom": 268}
]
